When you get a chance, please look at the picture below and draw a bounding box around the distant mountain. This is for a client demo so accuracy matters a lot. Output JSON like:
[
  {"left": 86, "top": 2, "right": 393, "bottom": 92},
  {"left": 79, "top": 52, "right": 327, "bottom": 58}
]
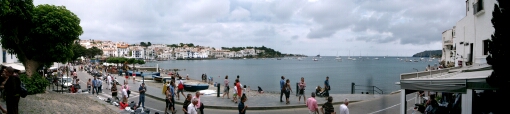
[{"left": 412, "top": 50, "right": 442, "bottom": 57}]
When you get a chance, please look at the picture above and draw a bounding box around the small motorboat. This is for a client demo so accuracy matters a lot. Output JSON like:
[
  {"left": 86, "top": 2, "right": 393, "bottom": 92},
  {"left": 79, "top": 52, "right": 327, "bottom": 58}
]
[{"left": 184, "top": 82, "right": 209, "bottom": 91}]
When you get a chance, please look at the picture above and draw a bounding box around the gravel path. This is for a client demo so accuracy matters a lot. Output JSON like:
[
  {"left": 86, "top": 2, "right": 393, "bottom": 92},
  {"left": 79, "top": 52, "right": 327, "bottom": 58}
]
[{"left": 17, "top": 91, "right": 119, "bottom": 114}]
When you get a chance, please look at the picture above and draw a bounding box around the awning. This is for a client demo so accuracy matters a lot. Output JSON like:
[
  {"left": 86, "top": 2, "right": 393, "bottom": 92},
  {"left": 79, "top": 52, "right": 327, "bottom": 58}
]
[
  {"left": 400, "top": 69, "right": 496, "bottom": 93},
  {"left": 1, "top": 63, "right": 26, "bottom": 73}
]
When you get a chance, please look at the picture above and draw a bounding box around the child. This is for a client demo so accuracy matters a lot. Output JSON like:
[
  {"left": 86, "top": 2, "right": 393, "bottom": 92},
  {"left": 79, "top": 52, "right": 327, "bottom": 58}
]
[
  {"left": 238, "top": 94, "right": 248, "bottom": 114},
  {"left": 243, "top": 85, "right": 247, "bottom": 96},
  {"left": 232, "top": 82, "right": 238, "bottom": 103}
]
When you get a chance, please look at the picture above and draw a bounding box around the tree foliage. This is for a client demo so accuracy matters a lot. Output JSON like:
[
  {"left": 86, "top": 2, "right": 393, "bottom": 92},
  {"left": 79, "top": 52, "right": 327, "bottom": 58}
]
[
  {"left": 0, "top": 1, "right": 83, "bottom": 77},
  {"left": 85, "top": 47, "right": 103, "bottom": 58},
  {"left": 487, "top": 0, "right": 510, "bottom": 88},
  {"left": 71, "top": 43, "right": 87, "bottom": 61}
]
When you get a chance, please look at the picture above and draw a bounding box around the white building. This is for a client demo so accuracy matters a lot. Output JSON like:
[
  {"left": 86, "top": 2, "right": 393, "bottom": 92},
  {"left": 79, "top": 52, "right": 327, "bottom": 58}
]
[
  {"left": 1, "top": 48, "right": 19, "bottom": 63},
  {"left": 115, "top": 43, "right": 129, "bottom": 57},
  {"left": 441, "top": 29, "right": 455, "bottom": 65},
  {"left": 453, "top": 0, "right": 496, "bottom": 67},
  {"left": 399, "top": 1, "right": 500, "bottom": 114},
  {"left": 130, "top": 46, "right": 145, "bottom": 59}
]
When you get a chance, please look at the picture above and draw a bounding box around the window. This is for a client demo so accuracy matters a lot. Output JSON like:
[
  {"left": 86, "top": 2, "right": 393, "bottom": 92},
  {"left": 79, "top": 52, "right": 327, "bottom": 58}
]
[
  {"left": 473, "top": 0, "right": 484, "bottom": 15},
  {"left": 483, "top": 39, "right": 490, "bottom": 55},
  {"left": 466, "top": 0, "right": 469, "bottom": 12}
]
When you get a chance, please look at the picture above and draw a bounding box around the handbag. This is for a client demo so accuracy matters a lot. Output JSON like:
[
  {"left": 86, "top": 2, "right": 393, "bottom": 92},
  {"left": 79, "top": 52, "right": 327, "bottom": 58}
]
[{"left": 20, "top": 81, "right": 28, "bottom": 98}]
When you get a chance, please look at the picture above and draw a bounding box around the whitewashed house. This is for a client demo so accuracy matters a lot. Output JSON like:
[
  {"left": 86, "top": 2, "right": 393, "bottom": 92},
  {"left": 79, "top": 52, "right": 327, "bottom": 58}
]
[
  {"left": 1, "top": 48, "right": 19, "bottom": 63},
  {"left": 453, "top": 0, "right": 496, "bottom": 67},
  {"left": 400, "top": 1, "right": 500, "bottom": 114},
  {"left": 441, "top": 29, "right": 455, "bottom": 64},
  {"left": 115, "top": 43, "right": 129, "bottom": 57}
]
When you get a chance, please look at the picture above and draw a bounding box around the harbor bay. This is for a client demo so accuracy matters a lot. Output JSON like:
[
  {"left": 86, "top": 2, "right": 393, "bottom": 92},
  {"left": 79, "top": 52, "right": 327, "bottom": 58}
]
[{"left": 147, "top": 56, "right": 437, "bottom": 94}]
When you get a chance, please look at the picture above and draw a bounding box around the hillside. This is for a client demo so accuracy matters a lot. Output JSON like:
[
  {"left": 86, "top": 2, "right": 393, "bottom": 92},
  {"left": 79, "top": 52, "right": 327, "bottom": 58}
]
[{"left": 412, "top": 50, "right": 442, "bottom": 57}]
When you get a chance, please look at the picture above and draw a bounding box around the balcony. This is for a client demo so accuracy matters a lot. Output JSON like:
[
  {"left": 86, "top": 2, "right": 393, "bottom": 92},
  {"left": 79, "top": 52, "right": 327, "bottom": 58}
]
[{"left": 444, "top": 40, "right": 453, "bottom": 45}]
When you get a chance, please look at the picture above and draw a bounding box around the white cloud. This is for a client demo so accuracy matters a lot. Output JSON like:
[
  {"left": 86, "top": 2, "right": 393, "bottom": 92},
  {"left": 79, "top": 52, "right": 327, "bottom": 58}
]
[
  {"left": 229, "top": 7, "right": 251, "bottom": 21},
  {"left": 32, "top": 0, "right": 466, "bottom": 56}
]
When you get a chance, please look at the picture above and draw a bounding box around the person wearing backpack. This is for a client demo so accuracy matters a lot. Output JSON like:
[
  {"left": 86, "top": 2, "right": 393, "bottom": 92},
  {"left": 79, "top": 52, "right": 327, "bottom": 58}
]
[
  {"left": 176, "top": 77, "right": 185, "bottom": 100},
  {"left": 1, "top": 67, "right": 22, "bottom": 114}
]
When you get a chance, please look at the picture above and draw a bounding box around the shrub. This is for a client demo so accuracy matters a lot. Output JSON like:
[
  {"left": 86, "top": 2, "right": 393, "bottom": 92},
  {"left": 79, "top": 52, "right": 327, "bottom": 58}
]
[{"left": 19, "top": 73, "right": 49, "bottom": 95}]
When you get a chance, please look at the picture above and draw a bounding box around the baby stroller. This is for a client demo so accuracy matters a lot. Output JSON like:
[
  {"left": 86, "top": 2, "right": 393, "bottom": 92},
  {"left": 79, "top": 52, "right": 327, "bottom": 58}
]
[{"left": 315, "top": 86, "right": 328, "bottom": 97}]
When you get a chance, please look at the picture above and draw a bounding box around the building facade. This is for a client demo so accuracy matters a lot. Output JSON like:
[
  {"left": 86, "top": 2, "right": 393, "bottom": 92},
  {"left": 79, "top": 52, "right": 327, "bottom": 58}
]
[
  {"left": 441, "top": 29, "right": 455, "bottom": 65},
  {"left": 453, "top": 0, "right": 496, "bottom": 67}
]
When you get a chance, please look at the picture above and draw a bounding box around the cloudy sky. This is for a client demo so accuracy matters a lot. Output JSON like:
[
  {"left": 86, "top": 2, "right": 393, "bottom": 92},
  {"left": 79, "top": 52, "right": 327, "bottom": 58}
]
[{"left": 34, "top": 0, "right": 465, "bottom": 56}]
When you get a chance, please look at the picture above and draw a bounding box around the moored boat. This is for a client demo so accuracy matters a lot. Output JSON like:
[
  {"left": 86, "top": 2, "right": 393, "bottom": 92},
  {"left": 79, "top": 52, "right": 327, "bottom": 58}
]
[{"left": 184, "top": 82, "right": 209, "bottom": 91}]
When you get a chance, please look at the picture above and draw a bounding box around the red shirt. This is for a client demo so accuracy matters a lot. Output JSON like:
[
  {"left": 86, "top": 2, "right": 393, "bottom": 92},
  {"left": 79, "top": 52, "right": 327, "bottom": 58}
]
[
  {"left": 119, "top": 102, "right": 129, "bottom": 109},
  {"left": 236, "top": 83, "right": 242, "bottom": 97}
]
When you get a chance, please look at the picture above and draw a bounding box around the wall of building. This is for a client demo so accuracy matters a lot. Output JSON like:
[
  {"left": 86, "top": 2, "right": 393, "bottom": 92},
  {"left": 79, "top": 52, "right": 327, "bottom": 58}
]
[{"left": 454, "top": 0, "right": 496, "bottom": 67}]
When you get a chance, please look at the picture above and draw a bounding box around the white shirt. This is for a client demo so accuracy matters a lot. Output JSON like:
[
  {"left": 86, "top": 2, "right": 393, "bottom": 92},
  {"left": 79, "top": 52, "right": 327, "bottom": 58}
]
[
  {"left": 339, "top": 104, "right": 349, "bottom": 114},
  {"left": 122, "top": 88, "right": 128, "bottom": 97},
  {"left": 233, "top": 86, "right": 238, "bottom": 93},
  {"left": 187, "top": 104, "right": 198, "bottom": 114},
  {"left": 107, "top": 76, "right": 112, "bottom": 83}
]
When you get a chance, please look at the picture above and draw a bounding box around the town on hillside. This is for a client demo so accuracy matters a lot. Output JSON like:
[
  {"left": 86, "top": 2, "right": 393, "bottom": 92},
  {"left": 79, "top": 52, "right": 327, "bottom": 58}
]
[{"left": 78, "top": 39, "right": 306, "bottom": 61}]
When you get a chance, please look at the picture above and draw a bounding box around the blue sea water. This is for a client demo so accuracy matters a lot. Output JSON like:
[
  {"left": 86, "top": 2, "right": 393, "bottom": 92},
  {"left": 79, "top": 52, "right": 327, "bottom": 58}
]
[{"left": 146, "top": 56, "right": 438, "bottom": 94}]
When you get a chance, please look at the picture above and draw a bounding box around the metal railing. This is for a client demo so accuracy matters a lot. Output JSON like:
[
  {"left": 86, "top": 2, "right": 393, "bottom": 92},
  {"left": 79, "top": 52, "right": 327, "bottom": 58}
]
[
  {"left": 351, "top": 82, "right": 383, "bottom": 94},
  {"left": 400, "top": 67, "right": 461, "bottom": 80}
]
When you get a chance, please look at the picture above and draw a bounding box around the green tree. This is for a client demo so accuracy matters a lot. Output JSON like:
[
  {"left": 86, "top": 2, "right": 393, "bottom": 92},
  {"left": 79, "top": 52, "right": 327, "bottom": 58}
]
[
  {"left": 86, "top": 47, "right": 103, "bottom": 59},
  {"left": 140, "top": 42, "right": 146, "bottom": 47},
  {"left": 487, "top": 0, "right": 510, "bottom": 88},
  {"left": 147, "top": 42, "right": 152, "bottom": 46},
  {"left": 71, "top": 43, "right": 87, "bottom": 61},
  {"left": 0, "top": 2, "right": 83, "bottom": 77}
]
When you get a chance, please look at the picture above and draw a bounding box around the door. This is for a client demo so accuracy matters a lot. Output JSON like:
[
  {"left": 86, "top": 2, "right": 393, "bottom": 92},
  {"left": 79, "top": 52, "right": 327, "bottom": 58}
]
[{"left": 469, "top": 43, "right": 474, "bottom": 64}]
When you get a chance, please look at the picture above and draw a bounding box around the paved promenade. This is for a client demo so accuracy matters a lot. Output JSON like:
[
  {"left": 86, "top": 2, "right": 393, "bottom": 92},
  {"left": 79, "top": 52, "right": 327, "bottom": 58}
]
[
  {"left": 46, "top": 67, "right": 422, "bottom": 113},
  {"left": 110, "top": 73, "right": 384, "bottom": 110}
]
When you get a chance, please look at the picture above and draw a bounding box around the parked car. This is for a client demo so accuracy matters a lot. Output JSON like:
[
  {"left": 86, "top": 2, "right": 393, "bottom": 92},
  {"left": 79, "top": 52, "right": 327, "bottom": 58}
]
[{"left": 56, "top": 76, "right": 73, "bottom": 88}]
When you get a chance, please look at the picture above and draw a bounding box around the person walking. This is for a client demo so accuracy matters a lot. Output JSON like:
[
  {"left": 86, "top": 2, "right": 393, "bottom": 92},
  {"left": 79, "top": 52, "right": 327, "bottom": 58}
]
[
  {"left": 193, "top": 91, "right": 205, "bottom": 114},
  {"left": 298, "top": 77, "right": 307, "bottom": 103},
  {"left": 138, "top": 83, "right": 147, "bottom": 109},
  {"left": 165, "top": 82, "right": 174, "bottom": 114},
  {"left": 280, "top": 76, "right": 285, "bottom": 102},
  {"left": 238, "top": 94, "right": 248, "bottom": 114},
  {"left": 232, "top": 81, "right": 238, "bottom": 103},
  {"left": 87, "top": 78, "right": 92, "bottom": 94},
  {"left": 98, "top": 77, "right": 103, "bottom": 93},
  {"left": 92, "top": 77, "right": 99, "bottom": 96},
  {"left": 123, "top": 81, "right": 130, "bottom": 98},
  {"left": 187, "top": 98, "right": 199, "bottom": 114},
  {"left": 339, "top": 99, "right": 350, "bottom": 114},
  {"left": 1, "top": 67, "right": 21, "bottom": 114},
  {"left": 284, "top": 79, "right": 292, "bottom": 104},
  {"left": 236, "top": 79, "right": 242, "bottom": 102},
  {"left": 320, "top": 96, "right": 335, "bottom": 114},
  {"left": 107, "top": 74, "right": 112, "bottom": 90},
  {"left": 306, "top": 92, "right": 318, "bottom": 114},
  {"left": 222, "top": 75, "right": 230, "bottom": 99},
  {"left": 177, "top": 77, "right": 185, "bottom": 100},
  {"left": 182, "top": 94, "right": 192, "bottom": 114}
]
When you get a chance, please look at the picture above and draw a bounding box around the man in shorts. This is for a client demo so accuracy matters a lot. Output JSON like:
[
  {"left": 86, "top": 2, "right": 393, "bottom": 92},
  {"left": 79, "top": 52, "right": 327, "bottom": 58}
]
[
  {"left": 298, "top": 77, "right": 307, "bottom": 103},
  {"left": 177, "top": 77, "right": 185, "bottom": 100}
]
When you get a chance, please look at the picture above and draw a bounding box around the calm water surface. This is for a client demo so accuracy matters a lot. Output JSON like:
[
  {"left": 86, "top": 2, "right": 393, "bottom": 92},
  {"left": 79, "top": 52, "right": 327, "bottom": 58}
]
[{"left": 146, "top": 56, "right": 438, "bottom": 94}]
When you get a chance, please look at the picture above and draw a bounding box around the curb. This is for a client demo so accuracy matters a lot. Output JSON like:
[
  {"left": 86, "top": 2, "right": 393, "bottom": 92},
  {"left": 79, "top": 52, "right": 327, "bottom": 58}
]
[{"left": 144, "top": 93, "right": 356, "bottom": 110}]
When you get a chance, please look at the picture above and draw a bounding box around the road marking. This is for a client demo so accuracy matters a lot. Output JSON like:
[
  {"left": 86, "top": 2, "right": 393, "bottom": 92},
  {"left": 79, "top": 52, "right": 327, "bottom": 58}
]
[
  {"left": 367, "top": 97, "right": 416, "bottom": 114},
  {"left": 144, "top": 107, "right": 164, "bottom": 113}
]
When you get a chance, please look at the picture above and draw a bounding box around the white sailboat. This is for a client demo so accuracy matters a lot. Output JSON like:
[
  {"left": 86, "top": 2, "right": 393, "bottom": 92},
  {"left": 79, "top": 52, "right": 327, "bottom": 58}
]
[
  {"left": 335, "top": 51, "right": 342, "bottom": 61},
  {"left": 348, "top": 50, "right": 353, "bottom": 60}
]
